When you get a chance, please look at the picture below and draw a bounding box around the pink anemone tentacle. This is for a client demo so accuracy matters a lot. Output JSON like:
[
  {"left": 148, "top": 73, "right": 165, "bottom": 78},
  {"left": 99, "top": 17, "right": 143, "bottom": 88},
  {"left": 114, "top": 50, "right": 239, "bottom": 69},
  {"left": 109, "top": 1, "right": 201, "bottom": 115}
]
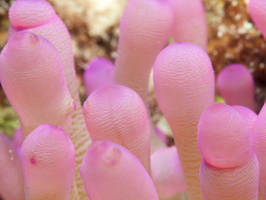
[
  {"left": 83, "top": 84, "right": 151, "bottom": 173},
  {"left": 153, "top": 42, "right": 215, "bottom": 200},
  {"left": 80, "top": 140, "right": 159, "bottom": 200},
  {"left": 198, "top": 103, "right": 259, "bottom": 200}
]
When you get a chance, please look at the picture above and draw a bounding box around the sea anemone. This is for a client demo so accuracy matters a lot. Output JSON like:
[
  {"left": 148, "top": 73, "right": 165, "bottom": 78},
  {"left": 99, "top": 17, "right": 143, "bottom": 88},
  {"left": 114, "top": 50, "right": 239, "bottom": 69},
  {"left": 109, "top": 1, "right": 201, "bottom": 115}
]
[{"left": 0, "top": 0, "right": 265, "bottom": 199}]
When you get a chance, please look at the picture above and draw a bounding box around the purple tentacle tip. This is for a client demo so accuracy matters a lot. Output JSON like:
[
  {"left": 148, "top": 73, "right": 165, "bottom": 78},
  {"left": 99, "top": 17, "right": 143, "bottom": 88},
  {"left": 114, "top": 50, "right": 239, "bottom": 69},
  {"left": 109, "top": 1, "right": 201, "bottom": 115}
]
[
  {"left": 80, "top": 140, "right": 159, "bottom": 200},
  {"left": 21, "top": 124, "right": 75, "bottom": 200},
  {"left": 198, "top": 103, "right": 259, "bottom": 199},
  {"left": 217, "top": 63, "right": 257, "bottom": 112},
  {"left": 83, "top": 57, "right": 114, "bottom": 96}
]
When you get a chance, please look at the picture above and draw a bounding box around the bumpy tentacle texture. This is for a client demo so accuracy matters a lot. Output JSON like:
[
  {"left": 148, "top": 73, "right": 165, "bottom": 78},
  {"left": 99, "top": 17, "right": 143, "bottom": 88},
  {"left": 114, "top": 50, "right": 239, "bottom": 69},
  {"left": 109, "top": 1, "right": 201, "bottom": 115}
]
[
  {"left": 8, "top": 0, "right": 78, "bottom": 100},
  {"left": 83, "top": 85, "right": 151, "bottom": 173},
  {"left": 233, "top": 105, "right": 257, "bottom": 132},
  {"left": 253, "top": 103, "right": 266, "bottom": 198},
  {"left": 80, "top": 140, "right": 159, "bottom": 200},
  {"left": 21, "top": 124, "right": 75, "bottom": 200},
  {"left": 0, "top": 133, "right": 24, "bottom": 200},
  {"left": 114, "top": 0, "right": 173, "bottom": 152},
  {"left": 0, "top": 31, "right": 74, "bottom": 138},
  {"left": 217, "top": 63, "right": 257, "bottom": 112},
  {"left": 114, "top": 0, "right": 173, "bottom": 103},
  {"left": 168, "top": 0, "right": 207, "bottom": 50},
  {"left": 249, "top": 0, "right": 266, "bottom": 40},
  {"left": 151, "top": 146, "right": 185, "bottom": 200},
  {"left": 153, "top": 42, "right": 214, "bottom": 200},
  {"left": 9, "top": 1, "right": 91, "bottom": 198},
  {"left": 83, "top": 57, "right": 114, "bottom": 96},
  {"left": 198, "top": 103, "right": 259, "bottom": 199}
]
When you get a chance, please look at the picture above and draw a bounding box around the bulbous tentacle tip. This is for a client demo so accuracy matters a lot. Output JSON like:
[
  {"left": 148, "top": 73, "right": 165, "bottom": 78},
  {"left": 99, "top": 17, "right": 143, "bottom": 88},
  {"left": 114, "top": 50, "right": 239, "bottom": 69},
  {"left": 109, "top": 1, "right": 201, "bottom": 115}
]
[
  {"left": 21, "top": 124, "right": 75, "bottom": 200},
  {"left": 154, "top": 42, "right": 210, "bottom": 69},
  {"left": 9, "top": 0, "right": 55, "bottom": 29},
  {"left": 217, "top": 64, "right": 252, "bottom": 81},
  {"left": 0, "top": 31, "right": 41, "bottom": 72},
  {"left": 1, "top": 31, "right": 43, "bottom": 62},
  {"left": 83, "top": 57, "right": 115, "bottom": 96},
  {"left": 32, "top": 124, "right": 60, "bottom": 134},
  {"left": 198, "top": 103, "right": 253, "bottom": 168},
  {"left": 10, "top": 31, "right": 40, "bottom": 47},
  {"left": 87, "top": 140, "right": 122, "bottom": 167},
  {"left": 87, "top": 57, "right": 114, "bottom": 71},
  {"left": 26, "top": 124, "right": 70, "bottom": 144},
  {"left": 216, "top": 63, "right": 257, "bottom": 111},
  {"left": 205, "top": 102, "right": 227, "bottom": 114},
  {"left": 83, "top": 84, "right": 140, "bottom": 111},
  {"left": 81, "top": 140, "right": 158, "bottom": 200}
]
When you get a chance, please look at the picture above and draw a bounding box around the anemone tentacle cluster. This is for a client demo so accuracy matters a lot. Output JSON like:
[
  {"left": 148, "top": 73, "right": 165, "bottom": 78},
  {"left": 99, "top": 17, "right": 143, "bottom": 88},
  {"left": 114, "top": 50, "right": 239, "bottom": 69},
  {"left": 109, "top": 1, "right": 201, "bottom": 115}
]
[{"left": 0, "top": 0, "right": 266, "bottom": 200}]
